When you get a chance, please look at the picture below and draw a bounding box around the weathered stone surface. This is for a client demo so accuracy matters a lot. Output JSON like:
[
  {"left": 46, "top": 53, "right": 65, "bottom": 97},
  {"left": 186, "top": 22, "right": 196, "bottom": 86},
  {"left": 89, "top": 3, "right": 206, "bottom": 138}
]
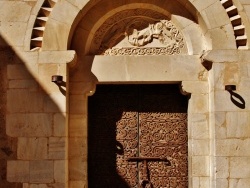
[
  {"left": 229, "top": 179, "right": 250, "bottom": 188},
  {"left": 192, "top": 139, "right": 210, "bottom": 156},
  {"left": 215, "top": 157, "right": 229, "bottom": 178},
  {"left": 8, "top": 80, "right": 38, "bottom": 89},
  {"left": 182, "top": 81, "right": 208, "bottom": 94},
  {"left": 69, "top": 159, "right": 87, "bottom": 181},
  {"left": 192, "top": 156, "right": 210, "bottom": 176},
  {"left": 215, "top": 112, "right": 227, "bottom": 139},
  {"left": 7, "top": 160, "right": 29, "bottom": 182},
  {"left": 0, "top": 2, "right": 31, "bottom": 22},
  {"left": 230, "top": 157, "right": 250, "bottom": 178},
  {"left": 6, "top": 113, "right": 53, "bottom": 137},
  {"left": 189, "top": 94, "right": 208, "bottom": 113},
  {"left": 226, "top": 112, "right": 250, "bottom": 138},
  {"left": 190, "top": 113, "right": 209, "bottom": 139},
  {"left": 69, "top": 115, "right": 87, "bottom": 137},
  {"left": 0, "top": 22, "right": 28, "bottom": 47},
  {"left": 91, "top": 55, "right": 202, "bottom": 82},
  {"left": 53, "top": 113, "right": 66, "bottom": 137},
  {"left": 7, "top": 64, "right": 33, "bottom": 80},
  {"left": 201, "top": 1, "right": 230, "bottom": 29},
  {"left": 54, "top": 160, "right": 66, "bottom": 183},
  {"left": 216, "top": 179, "right": 228, "bottom": 188},
  {"left": 69, "top": 95, "right": 86, "bottom": 114},
  {"left": 48, "top": 137, "right": 66, "bottom": 159},
  {"left": 7, "top": 90, "right": 44, "bottom": 113},
  {"left": 30, "top": 160, "right": 54, "bottom": 183},
  {"left": 216, "top": 139, "right": 250, "bottom": 156},
  {"left": 17, "top": 137, "right": 47, "bottom": 160},
  {"left": 68, "top": 137, "right": 86, "bottom": 159}
]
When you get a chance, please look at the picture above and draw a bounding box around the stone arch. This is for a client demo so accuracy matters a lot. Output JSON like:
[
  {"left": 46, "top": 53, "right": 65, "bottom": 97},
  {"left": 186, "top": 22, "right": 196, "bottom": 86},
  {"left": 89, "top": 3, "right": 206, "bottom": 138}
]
[{"left": 36, "top": 0, "right": 245, "bottom": 52}]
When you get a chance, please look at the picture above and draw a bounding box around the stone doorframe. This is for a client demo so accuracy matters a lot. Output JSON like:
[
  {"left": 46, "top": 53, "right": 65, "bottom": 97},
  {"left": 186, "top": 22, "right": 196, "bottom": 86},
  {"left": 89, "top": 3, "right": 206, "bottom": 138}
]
[{"left": 68, "top": 54, "right": 213, "bottom": 187}]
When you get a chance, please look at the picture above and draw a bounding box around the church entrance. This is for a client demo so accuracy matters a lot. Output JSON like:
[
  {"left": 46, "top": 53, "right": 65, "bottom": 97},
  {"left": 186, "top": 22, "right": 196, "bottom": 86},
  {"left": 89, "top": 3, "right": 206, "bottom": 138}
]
[{"left": 88, "top": 84, "right": 188, "bottom": 187}]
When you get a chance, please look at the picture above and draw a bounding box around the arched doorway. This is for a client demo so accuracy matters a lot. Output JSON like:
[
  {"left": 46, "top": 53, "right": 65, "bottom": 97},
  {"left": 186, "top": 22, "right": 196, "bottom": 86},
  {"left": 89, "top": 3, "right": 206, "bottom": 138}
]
[{"left": 68, "top": 1, "right": 211, "bottom": 187}]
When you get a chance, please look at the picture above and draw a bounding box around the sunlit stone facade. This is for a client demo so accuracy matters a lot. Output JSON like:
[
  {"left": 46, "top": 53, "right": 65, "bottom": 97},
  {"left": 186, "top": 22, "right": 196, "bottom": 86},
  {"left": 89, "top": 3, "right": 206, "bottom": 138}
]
[{"left": 1, "top": 0, "right": 250, "bottom": 187}]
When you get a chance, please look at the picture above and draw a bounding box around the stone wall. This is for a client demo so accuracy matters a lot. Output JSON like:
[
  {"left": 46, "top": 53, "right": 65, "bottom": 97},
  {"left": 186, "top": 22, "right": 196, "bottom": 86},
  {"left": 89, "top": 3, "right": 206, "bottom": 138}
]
[
  {"left": 0, "top": 38, "right": 21, "bottom": 188},
  {"left": 0, "top": 0, "right": 250, "bottom": 188}
]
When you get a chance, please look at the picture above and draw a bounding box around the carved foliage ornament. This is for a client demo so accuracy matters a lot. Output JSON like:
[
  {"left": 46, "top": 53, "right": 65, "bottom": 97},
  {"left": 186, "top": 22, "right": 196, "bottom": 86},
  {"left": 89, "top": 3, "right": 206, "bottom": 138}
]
[{"left": 103, "top": 20, "right": 185, "bottom": 56}]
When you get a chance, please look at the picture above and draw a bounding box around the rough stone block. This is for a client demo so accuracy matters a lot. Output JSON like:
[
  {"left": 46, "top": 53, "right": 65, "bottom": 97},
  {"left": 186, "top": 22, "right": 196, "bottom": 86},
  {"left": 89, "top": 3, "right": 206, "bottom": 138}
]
[
  {"left": 0, "top": 2, "right": 31, "bottom": 22},
  {"left": 7, "top": 160, "right": 29, "bottom": 182},
  {"left": 216, "top": 179, "right": 229, "bottom": 188},
  {"left": 8, "top": 80, "right": 38, "bottom": 89},
  {"left": 30, "top": 161, "right": 53, "bottom": 183},
  {"left": 7, "top": 64, "right": 33, "bottom": 80},
  {"left": 68, "top": 137, "right": 86, "bottom": 159},
  {"left": 215, "top": 112, "right": 226, "bottom": 139},
  {"left": 181, "top": 81, "right": 208, "bottom": 94},
  {"left": 17, "top": 137, "right": 47, "bottom": 160},
  {"left": 216, "top": 139, "right": 250, "bottom": 156},
  {"left": 216, "top": 157, "right": 229, "bottom": 178},
  {"left": 192, "top": 139, "right": 210, "bottom": 156},
  {"left": 48, "top": 137, "right": 66, "bottom": 159},
  {"left": 201, "top": 1, "right": 230, "bottom": 29},
  {"left": 192, "top": 156, "right": 210, "bottom": 176},
  {"left": 69, "top": 115, "right": 86, "bottom": 137},
  {"left": 69, "top": 95, "right": 86, "bottom": 114},
  {"left": 230, "top": 157, "right": 250, "bottom": 178},
  {"left": 0, "top": 22, "right": 28, "bottom": 47},
  {"left": 6, "top": 113, "right": 53, "bottom": 137},
  {"left": 189, "top": 94, "right": 208, "bottom": 113},
  {"left": 7, "top": 90, "right": 44, "bottom": 113},
  {"left": 69, "top": 159, "right": 87, "bottom": 181},
  {"left": 200, "top": 177, "right": 210, "bottom": 187},
  {"left": 208, "top": 26, "right": 236, "bottom": 50},
  {"left": 54, "top": 160, "right": 66, "bottom": 183},
  {"left": 69, "top": 181, "right": 87, "bottom": 188},
  {"left": 44, "top": 93, "right": 66, "bottom": 113},
  {"left": 190, "top": 113, "right": 209, "bottom": 139},
  {"left": 229, "top": 179, "right": 250, "bottom": 188},
  {"left": 226, "top": 112, "right": 250, "bottom": 138},
  {"left": 53, "top": 113, "right": 66, "bottom": 137}
]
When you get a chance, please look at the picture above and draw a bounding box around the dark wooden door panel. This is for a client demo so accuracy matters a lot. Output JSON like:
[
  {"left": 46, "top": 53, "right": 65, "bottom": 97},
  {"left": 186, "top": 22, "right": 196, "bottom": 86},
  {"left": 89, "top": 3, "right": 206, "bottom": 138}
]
[{"left": 88, "top": 84, "right": 188, "bottom": 188}]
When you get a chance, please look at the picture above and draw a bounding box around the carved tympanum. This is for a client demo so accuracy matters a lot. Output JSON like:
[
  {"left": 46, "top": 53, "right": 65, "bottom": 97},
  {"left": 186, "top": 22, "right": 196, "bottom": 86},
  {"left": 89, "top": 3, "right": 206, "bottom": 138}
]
[
  {"left": 91, "top": 9, "right": 186, "bottom": 55},
  {"left": 103, "top": 20, "right": 185, "bottom": 55}
]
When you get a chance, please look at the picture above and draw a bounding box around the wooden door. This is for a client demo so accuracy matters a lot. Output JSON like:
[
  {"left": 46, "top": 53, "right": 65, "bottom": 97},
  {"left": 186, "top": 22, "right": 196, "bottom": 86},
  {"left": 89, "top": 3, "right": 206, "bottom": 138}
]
[{"left": 88, "top": 84, "right": 188, "bottom": 188}]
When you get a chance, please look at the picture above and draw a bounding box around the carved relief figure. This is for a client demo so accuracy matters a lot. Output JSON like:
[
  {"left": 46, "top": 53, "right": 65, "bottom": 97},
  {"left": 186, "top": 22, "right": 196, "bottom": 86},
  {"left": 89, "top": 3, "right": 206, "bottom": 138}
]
[{"left": 126, "top": 20, "right": 177, "bottom": 47}]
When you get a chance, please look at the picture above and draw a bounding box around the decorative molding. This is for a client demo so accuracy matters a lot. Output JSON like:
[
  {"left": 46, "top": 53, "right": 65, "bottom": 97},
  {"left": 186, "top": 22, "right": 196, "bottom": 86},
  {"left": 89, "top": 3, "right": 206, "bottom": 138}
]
[
  {"left": 103, "top": 46, "right": 183, "bottom": 56},
  {"left": 30, "top": 0, "right": 57, "bottom": 51},
  {"left": 101, "top": 20, "right": 185, "bottom": 56},
  {"left": 220, "top": 0, "right": 248, "bottom": 49}
]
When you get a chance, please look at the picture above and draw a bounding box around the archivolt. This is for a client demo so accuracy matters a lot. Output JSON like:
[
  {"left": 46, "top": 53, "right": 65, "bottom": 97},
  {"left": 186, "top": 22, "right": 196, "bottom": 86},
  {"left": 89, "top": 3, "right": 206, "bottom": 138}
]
[{"left": 29, "top": 0, "right": 249, "bottom": 51}]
